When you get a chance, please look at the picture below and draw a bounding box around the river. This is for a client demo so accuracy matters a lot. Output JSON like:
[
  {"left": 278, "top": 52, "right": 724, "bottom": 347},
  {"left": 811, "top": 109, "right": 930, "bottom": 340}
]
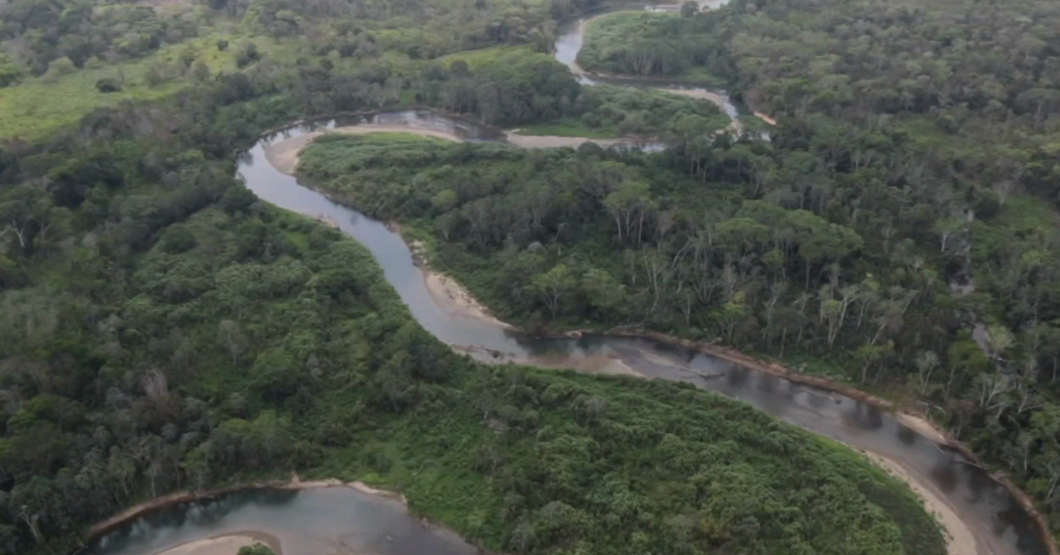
[
  {"left": 88, "top": 4, "right": 1052, "bottom": 555},
  {"left": 88, "top": 487, "right": 478, "bottom": 555}
]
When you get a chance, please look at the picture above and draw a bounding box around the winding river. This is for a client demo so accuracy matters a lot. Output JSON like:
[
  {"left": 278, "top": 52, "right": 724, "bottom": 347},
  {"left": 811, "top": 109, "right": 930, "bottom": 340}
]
[{"left": 89, "top": 4, "right": 1053, "bottom": 555}]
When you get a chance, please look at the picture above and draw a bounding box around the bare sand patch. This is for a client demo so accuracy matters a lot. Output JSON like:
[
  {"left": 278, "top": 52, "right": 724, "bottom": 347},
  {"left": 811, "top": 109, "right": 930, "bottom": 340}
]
[
  {"left": 865, "top": 452, "right": 981, "bottom": 555},
  {"left": 897, "top": 413, "right": 950, "bottom": 444},
  {"left": 533, "top": 353, "right": 643, "bottom": 376},
  {"left": 152, "top": 533, "right": 280, "bottom": 555},
  {"left": 753, "top": 111, "right": 778, "bottom": 126},
  {"left": 423, "top": 269, "right": 514, "bottom": 329},
  {"left": 263, "top": 125, "right": 465, "bottom": 176},
  {"left": 503, "top": 130, "right": 629, "bottom": 149}
]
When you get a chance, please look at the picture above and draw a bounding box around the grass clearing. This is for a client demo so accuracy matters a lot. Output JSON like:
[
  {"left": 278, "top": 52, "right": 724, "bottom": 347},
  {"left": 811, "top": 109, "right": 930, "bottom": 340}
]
[{"left": 0, "top": 32, "right": 300, "bottom": 143}]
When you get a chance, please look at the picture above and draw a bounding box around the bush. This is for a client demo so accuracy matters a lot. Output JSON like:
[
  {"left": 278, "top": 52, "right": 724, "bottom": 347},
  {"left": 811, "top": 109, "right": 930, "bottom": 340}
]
[
  {"left": 95, "top": 77, "right": 122, "bottom": 93},
  {"left": 236, "top": 43, "right": 261, "bottom": 68},
  {"left": 0, "top": 63, "right": 22, "bottom": 88}
]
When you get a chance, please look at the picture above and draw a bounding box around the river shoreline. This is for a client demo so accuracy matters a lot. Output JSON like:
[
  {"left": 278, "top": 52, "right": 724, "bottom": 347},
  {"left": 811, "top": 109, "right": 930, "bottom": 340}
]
[
  {"left": 86, "top": 476, "right": 460, "bottom": 554},
  {"left": 88, "top": 478, "right": 407, "bottom": 540},
  {"left": 151, "top": 532, "right": 281, "bottom": 555},
  {"left": 261, "top": 118, "right": 1056, "bottom": 555}
]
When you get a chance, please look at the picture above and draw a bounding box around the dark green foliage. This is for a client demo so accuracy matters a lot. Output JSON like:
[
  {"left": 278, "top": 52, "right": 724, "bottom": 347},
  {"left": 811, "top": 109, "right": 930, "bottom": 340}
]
[
  {"left": 0, "top": 57, "right": 944, "bottom": 555},
  {"left": 573, "top": 0, "right": 1060, "bottom": 539},
  {"left": 95, "top": 78, "right": 121, "bottom": 93},
  {"left": 237, "top": 544, "right": 276, "bottom": 555},
  {"left": 236, "top": 43, "right": 262, "bottom": 69},
  {"left": 0, "top": 1, "right": 196, "bottom": 75}
]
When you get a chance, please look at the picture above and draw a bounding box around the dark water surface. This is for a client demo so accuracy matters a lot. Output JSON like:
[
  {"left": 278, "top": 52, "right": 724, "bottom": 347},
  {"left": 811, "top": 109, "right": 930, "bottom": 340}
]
[{"left": 89, "top": 488, "right": 478, "bottom": 555}]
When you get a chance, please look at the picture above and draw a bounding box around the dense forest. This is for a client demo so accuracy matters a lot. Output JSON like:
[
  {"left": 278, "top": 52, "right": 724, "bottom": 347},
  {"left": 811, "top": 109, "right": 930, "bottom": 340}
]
[
  {"left": 3, "top": 0, "right": 1060, "bottom": 551},
  {"left": 301, "top": 0, "right": 1060, "bottom": 538},
  {"left": 0, "top": 1, "right": 952, "bottom": 555},
  {"left": 0, "top": 75, "right": 942, "bottom": 555}
]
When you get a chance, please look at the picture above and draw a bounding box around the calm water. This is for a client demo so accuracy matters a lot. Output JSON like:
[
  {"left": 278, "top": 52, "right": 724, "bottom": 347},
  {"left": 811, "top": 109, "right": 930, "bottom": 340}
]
[{"left": 89, "top": 488, "right": 478, "bottom": 555}]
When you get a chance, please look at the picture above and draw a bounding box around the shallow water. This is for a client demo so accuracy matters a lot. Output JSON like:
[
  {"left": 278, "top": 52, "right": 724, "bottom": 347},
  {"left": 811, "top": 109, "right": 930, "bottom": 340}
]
[{"left": 88, "top": 488, "right": 478, "bottom": 555}]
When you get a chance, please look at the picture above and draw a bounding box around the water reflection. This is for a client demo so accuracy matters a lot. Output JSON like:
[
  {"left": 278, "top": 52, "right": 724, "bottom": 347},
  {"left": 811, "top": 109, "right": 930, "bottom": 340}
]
[{"left": 90, "top": 488, "right": 479, "bottom": 555}]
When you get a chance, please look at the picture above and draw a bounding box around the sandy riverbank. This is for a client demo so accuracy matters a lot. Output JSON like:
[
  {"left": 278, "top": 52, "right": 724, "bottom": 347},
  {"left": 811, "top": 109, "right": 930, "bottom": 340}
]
[
  {"left": 423, "top": 270, "right": 514, "bottom": 330},
  {"left": 90, "top": 477, "right": 408, "bottom": 542},
  {"left": 152, "top": 533, "right": 280, "bottom": 555},
  {"left": 264, "top": 124, "right": 645, "bottom": 178},
  {"left": 263, "top": 125, "right": 465, "bottom": 175},
  {"left": 407, "top": 274, "right": 1000, "bottom": 554},
  {"left": 753, "top": 110, "right": 778, "bottom": 126},
  {"left": 865, "top": 453, "right": 977, "bottom": 555},
  {"left": 503, "top": 130, "right": 631, "bottom": 149},
  {"left": 401, "top": 250, "right": 999, "bottom": 554}
]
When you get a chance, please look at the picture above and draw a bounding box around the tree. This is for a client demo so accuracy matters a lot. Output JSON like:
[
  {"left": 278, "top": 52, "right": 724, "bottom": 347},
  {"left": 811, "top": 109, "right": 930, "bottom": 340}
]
[
  {"left": 532, "top": 263, "right": 575, "bottom": 320},
  {"left": 603, "top": 181, "right": 654, "bottom": 245},
  {"left": 581, "top": 267, "right": 625, "bottom": 318},
  {"left": 96, "top": 77, "right": 122, "bottom": 93},
  {"left": 0, "top": 185, "right": 54, "bottom": 254}
]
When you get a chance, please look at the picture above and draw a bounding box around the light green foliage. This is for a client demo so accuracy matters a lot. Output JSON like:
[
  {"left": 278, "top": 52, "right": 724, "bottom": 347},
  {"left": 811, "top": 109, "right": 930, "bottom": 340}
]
[
  {"left": 577, "top": 11, "right": 724, "bottom": 84},
  {"left": 237, "top": 544, "right": 277, "bottom": 555}
]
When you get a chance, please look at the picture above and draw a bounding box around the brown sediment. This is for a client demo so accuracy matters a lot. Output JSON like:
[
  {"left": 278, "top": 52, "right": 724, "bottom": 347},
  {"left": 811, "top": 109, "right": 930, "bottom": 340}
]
[{"left": 150, "top": 532, "right": 282, "bottom": 555}]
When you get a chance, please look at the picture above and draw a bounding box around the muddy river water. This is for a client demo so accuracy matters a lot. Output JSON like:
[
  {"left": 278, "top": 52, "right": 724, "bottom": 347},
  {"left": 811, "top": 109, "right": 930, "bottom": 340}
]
[{"left": 89, "top": 3, "right": 1053, "bottom": 555}]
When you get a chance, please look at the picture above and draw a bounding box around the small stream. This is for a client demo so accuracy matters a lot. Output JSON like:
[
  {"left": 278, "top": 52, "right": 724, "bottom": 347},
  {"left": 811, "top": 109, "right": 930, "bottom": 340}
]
[{"left": 553, "top": 0, "right": 743, "bottom": 120}]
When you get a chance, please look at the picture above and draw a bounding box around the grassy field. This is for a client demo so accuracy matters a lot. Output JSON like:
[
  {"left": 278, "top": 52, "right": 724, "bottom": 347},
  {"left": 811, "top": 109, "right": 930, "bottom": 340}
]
[{"left": 0, "top": 32, "right": 300, "bottom": 143}]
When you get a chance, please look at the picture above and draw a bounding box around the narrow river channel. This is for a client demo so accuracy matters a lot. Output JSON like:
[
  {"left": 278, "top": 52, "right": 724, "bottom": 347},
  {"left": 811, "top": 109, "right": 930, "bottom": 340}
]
[{"left": 89, "top": 3, "right": 1054, "bottom": 555}]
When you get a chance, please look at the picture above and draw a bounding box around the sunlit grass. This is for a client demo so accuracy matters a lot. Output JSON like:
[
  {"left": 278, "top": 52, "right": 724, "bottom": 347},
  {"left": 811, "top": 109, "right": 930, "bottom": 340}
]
[{"left": 0, "top": 32, "right": 299, "bottom": 143}]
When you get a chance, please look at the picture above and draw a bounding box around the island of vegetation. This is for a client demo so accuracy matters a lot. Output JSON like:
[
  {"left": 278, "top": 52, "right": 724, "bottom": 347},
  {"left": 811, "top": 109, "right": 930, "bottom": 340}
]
[{"left": 0, "top": 0, "right": 1058, "bottom": 552}]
